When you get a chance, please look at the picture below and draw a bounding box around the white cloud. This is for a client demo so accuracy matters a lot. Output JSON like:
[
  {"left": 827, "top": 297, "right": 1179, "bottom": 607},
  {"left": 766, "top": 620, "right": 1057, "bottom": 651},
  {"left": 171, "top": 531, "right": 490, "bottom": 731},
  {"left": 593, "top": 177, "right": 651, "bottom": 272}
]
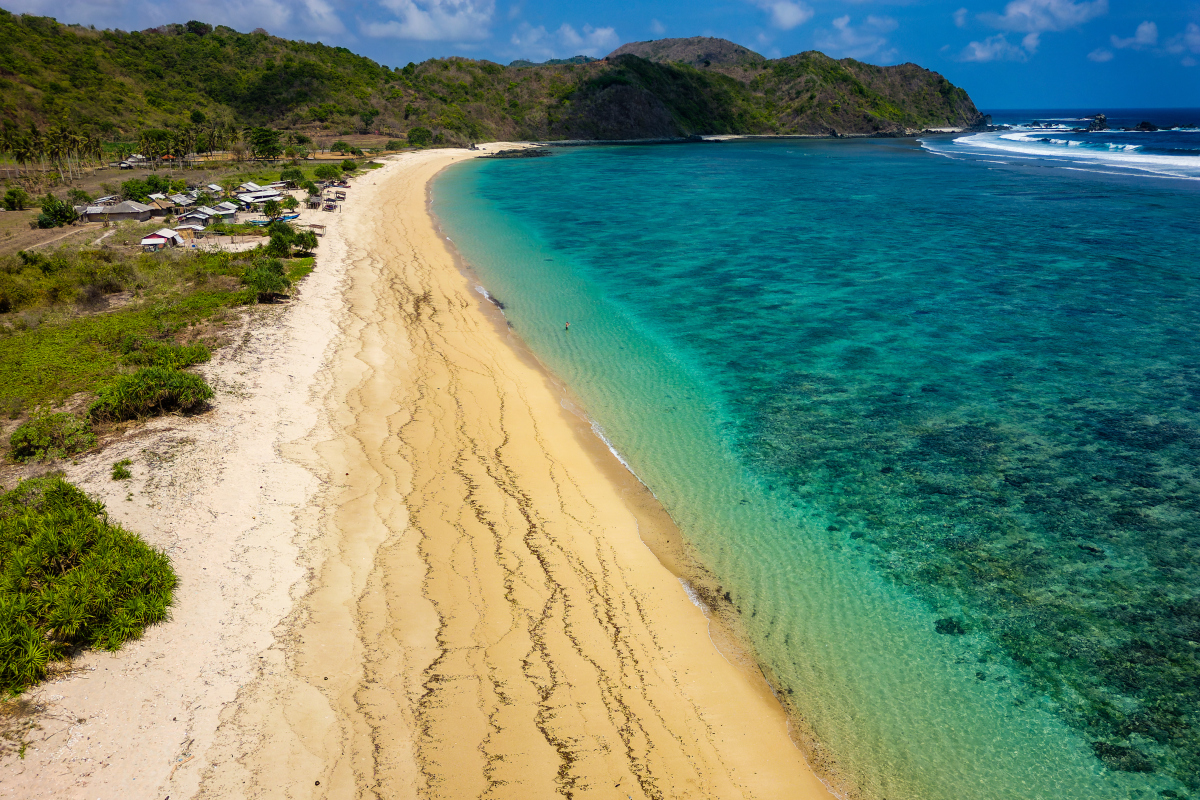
[
  {"left": 979, "top": 0, "right": 1107, "bottom": 34},
  {"left": 815, "top": 15, "right": 898, "bottom": 61},
  {"left": 364, "top": 0, "right": 494, "bottom": 41},
  {"left": 1165, "top": 22, "right": 1200, "bottom": 59},
  {"left": 751, "top": 1, "right": 814, "bottom": 31},
  {"left": 5, "top": 0, "right": 319, "bottom": 36},
  {"left": 1111, "top": 20, "right": 1156, "bottom": 49},
  {"left": 1087, "top": 47, "right": 1113, "bottom": 61},
  {"left": 298, "top": 0, "right": 346, "bottom": 35},
  {"left": 956, "top": 33, "right": 1029, "bottom": 61},
  {"left": 954, "top": 7, "right": 969, "bottom": 28},
  {"left": 650, "top": 18, "right": 666, "bottom": 35},
  {"left": 509, "top": 21, "right": 618, "bottom": 60}
]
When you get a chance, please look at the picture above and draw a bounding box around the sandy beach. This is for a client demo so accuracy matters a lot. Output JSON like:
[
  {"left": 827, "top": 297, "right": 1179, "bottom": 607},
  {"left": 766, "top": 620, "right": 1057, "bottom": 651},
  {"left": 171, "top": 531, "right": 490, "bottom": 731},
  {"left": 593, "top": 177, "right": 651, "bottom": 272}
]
[{"left": 2, "top": 147, "right": 833, "bottom": 800}]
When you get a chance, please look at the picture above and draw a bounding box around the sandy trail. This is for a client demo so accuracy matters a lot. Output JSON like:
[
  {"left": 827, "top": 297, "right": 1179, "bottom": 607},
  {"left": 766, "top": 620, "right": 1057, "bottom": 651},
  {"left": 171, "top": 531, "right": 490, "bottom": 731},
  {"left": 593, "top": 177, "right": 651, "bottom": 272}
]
[{"left": 2, "top": 147, "right": 833, "bottom": 800}]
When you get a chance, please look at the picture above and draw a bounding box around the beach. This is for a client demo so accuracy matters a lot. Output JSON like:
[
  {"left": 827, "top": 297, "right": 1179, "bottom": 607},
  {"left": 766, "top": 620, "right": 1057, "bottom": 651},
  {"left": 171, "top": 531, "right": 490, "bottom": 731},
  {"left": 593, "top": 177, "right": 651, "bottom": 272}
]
[{"left": 3, "top": 146, "right": 832, "bottom": 800}]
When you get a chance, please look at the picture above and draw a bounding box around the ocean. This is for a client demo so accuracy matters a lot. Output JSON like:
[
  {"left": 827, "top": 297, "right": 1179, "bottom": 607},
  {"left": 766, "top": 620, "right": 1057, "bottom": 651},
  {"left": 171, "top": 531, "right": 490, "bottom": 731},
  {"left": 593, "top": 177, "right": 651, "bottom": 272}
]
[{"left": 431, "top": 109, "right": 1200, "bottom": 800}]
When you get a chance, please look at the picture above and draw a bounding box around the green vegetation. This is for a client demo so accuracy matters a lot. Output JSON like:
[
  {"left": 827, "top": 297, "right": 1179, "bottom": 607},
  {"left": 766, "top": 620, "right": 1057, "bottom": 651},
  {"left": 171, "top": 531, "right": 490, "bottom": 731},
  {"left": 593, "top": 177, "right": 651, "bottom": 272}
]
[
  {"left": 119, "top": 337, "right": 210, "bottom": 369},
  {"left": 0, "top": 14, "right": 979, "bottom": 150},
  {"left": 242, "top": 256, "right": 291, "bottom": 300},
  {"left": 110, "top": 459, "right": 132, "bottom": 480},
  {"left": 7, "top": 409, "right": 95, "bottom": 462},
  {"left": 406, "top": 127, "right": 432, "bottom": 147},
  {"left": 88, "top": 366, "right": 213, "bottom": 420},
  {"left": 35, "top": 194, "right": 78, "bottom": 229},
  {"left": 0, "top": 476, "right": 176, "bottom": 693},
  {"left": 0, "top": 243, "right": 313, "bottom": 417},
  {"left": 2, "top": 187, "right": 30, "bottom": 211}
]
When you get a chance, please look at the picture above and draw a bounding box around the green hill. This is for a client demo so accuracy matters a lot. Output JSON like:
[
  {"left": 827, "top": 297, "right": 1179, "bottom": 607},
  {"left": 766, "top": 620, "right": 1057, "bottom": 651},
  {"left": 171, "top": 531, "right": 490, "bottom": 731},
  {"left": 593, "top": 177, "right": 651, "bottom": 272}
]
[{"left": 0, "top": 12, "right": 982, "bottom": 145}]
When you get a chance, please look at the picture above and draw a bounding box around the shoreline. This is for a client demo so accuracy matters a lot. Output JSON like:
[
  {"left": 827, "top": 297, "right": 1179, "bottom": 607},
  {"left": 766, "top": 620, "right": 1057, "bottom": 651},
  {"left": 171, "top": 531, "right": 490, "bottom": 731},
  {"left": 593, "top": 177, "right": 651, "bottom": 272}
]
[
  {"left": 3, "top": 146, "right": 836, "bottom": 799},
  {"left": 426, "top": 169, "right": 859, "bottom": 799}
]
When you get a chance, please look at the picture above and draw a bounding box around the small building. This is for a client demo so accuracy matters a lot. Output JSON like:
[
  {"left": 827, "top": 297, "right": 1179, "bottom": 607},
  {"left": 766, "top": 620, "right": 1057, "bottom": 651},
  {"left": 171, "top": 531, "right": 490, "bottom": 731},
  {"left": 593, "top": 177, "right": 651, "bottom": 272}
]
[
  {"left": 238, "top": 181, "right": 264, "bottom": 192},
  {"left": 207, "top": 183, "right": 223, "bottom": 194},
  {"left": 147, "top": 198, "right": 175, "bottom": 217},
  {"left": 140, "top": 228, "right": 184, "bottom": 250},
  {"left": 235, "top": 190, "right": 283, "bottom": 209},
  {"left": 169, "top": 194, "right": 194, "bottom": 208},
  {"left": 83, "top": 200, "right": 153, "bottom": 222}
]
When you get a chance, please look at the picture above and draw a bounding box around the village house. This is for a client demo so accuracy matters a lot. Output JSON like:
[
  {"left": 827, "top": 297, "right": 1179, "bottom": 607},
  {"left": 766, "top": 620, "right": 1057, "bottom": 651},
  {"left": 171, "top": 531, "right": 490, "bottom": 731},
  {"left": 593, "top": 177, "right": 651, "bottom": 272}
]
[
  {"left": 82, "top": 200, "right": 153, "bottom": 222},
  {"left": 139, "top": 228, "right": 184, "bottom": 250}
]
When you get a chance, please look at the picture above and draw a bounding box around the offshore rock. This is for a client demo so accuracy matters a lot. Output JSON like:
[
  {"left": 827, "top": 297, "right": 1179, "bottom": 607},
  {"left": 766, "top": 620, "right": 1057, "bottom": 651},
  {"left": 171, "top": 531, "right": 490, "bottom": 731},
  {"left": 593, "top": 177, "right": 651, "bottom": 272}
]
[{"left": 1087, "top": 113, "right": 1109, "bottom": 131}]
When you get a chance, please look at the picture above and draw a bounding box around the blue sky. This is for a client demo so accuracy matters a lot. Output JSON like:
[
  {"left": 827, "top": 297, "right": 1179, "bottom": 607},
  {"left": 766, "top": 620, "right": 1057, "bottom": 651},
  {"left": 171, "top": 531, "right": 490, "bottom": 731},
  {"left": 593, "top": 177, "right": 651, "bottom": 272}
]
[{"left": 5, "top": 0, "right": 1198, "bottom": 108}]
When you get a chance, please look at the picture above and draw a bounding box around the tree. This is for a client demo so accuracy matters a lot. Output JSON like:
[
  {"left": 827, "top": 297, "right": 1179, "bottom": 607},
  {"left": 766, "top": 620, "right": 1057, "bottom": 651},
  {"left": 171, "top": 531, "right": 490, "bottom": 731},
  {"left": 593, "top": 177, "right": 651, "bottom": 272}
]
[
  {"left": 279, "top": 167, "right": 305, "bottom": 185},
  {"left": 247, "top": 128, "right": 283, "bottom": 161},
  {"left": 241, "top": 258, "right": 290, "bottom": 302},
  {"left": 37, "top": 193, "right": 79, "bottom": 228},
  {"left": 220, "top": 176, "right": 240, "bottom": 197},
  {"left": 262, "top": 199, "right": 282, "bottom": 222},
  {"left": 281, "top": 196, "right": 299, "bottom": 212},
  {"left": 3, "top": 187, "right": 31, "bottom": 210},
  {"left": 314, "top": 164, "right": 340, "bottom": 181},
  {"left": 385, "top": 139, "right": 405, "bottom": 150},
  {"left": 341, "top": 159, "right": 357, "bottom": 172},
  {"left": 330, "top": 140, "right": 350, "bottom": 154},
  {"left": 407, "top": 127, "right": 433, "bottom": 147},
  {"left": 303, "top": 180, "right": 319, "bottom": 196},
  {"left": 294, "top": 229, "right": 319, "bottom": 254}
]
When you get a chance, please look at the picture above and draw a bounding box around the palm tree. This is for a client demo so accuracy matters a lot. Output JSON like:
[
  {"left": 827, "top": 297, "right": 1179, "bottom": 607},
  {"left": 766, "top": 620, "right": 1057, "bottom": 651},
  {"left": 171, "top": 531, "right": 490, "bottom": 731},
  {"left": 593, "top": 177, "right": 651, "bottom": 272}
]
[{"left": 0, "top": 123, "right": 17, "bottom": 179}]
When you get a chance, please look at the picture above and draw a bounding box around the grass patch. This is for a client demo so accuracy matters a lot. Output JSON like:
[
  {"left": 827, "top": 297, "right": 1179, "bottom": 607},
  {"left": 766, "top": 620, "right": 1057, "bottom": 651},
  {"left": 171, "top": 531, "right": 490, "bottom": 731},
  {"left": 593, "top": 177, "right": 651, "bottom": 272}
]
[
  {"left": 285, "top": 256, "right": 315, "bottom": 283},
  {"left": 0, "top": 476, "right": 176, "bottom": 693},
  {"left": 111, "top": 459, "right": 132, "bottom": 480},
  {"left": 88, "top": 367, "right": 214, "bottom": 421},
  {"left": 120, "top": 338, "right": 211, "bottom": 370},
  {"left": 7, "top": 410, "right": 96, "bottom": 463},
  {"left": 0, "top": 291, "right": 247, "bottom": 413}
]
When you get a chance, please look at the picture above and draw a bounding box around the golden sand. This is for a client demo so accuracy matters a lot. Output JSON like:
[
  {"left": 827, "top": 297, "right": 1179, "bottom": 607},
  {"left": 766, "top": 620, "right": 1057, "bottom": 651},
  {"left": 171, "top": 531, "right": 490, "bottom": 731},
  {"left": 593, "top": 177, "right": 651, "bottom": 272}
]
[{"left": 4, "top": 147, "right": 834, "bottom": 800}]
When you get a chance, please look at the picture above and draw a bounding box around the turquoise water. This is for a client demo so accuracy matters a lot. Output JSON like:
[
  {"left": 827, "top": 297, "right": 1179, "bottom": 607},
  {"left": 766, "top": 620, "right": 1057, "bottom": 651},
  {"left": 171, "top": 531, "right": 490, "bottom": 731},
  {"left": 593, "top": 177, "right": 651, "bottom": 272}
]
[{"left": 432, "top": 136, "right": 1200, "bottom": 800}]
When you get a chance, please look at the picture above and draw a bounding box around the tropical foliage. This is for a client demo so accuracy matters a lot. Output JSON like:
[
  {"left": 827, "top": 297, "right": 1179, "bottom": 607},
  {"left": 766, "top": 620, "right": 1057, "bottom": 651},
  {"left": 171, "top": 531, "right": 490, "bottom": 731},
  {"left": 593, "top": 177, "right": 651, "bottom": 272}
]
[
  {"left": 0, "top": 10, "right": 980, "bottom": 157},
  {"left": 0, "top": 476, "right": 176, "bottom": 693}
]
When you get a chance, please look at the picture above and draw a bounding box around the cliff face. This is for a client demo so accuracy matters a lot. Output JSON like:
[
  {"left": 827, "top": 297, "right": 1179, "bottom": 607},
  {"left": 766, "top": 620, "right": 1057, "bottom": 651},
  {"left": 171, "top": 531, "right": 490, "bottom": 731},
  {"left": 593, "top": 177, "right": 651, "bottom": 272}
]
[{"left": 594, "top": 42, "right": 983, "bottom": 137}]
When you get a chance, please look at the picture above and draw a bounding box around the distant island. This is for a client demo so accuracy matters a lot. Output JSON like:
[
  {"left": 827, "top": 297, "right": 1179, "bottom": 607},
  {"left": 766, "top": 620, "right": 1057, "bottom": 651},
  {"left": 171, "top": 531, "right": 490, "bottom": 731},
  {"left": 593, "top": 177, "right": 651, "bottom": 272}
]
[{"left": 0, "top": 13, "right": 983, "bottom": 145}]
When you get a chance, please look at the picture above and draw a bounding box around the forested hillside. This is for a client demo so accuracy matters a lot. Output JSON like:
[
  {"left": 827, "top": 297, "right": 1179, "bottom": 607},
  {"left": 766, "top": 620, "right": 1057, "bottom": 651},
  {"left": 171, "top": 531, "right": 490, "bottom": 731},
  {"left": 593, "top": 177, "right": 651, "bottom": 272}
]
[{"left": 0, "top": 11, "right": 982, "bottom": 146}]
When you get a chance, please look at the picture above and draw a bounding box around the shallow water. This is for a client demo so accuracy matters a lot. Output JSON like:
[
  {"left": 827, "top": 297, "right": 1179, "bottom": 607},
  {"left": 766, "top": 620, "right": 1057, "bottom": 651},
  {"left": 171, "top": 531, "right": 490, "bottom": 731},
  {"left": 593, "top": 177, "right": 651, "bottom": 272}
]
[{"left": 432, "top": 132, "right": 1200, "bottom": 800}]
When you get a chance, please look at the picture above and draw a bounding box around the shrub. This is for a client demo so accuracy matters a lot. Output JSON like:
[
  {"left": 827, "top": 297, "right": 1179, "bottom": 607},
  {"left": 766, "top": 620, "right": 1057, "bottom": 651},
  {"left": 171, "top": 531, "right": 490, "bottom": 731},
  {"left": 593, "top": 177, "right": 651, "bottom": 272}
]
[
  {"left": 111, "top": 459, "right": 132, "bottom": 480},
  {"left": 66, "top": 188, "right": 92, "bottom": 205},
  {"left": 341, "top": 159, "right": 357, "bottom": 172},
  {"left": 2, "top": 187, "right": 31, "bottom": 211},
  {"left": 0, "top": 476, "right": 176, "bottom": 692},
  {"left": 119, "top": 337, "right": 211, "bottom": 369},
  {"left": 279, "top": 167, "right": 305, "bottom": 184},
  {"left": 330, "top": 140, "right": 349, "bottom": 153},
  {"left": 385, "top": 139, "right": 405, "bottom": 150},
  {"left": 313, "top": 164, "right": 340, "bottom": 181},
  {"left": 88, "top": 367, "right": 214, "bottom": 421},
  {"left": 8, "top": 409, "right": 96, "bottom": 462},
  {"left": 407, "top": 127, "right": 433, "bottom": 147},
  {"left": 36, "top": 195, "right": 78, "bottom": 229},
  {"left": 241, "top": 257, "right": 291, "bottom": 300},
  {"left": 294, "top": 230, "right": 319, "bottom": 255}
]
